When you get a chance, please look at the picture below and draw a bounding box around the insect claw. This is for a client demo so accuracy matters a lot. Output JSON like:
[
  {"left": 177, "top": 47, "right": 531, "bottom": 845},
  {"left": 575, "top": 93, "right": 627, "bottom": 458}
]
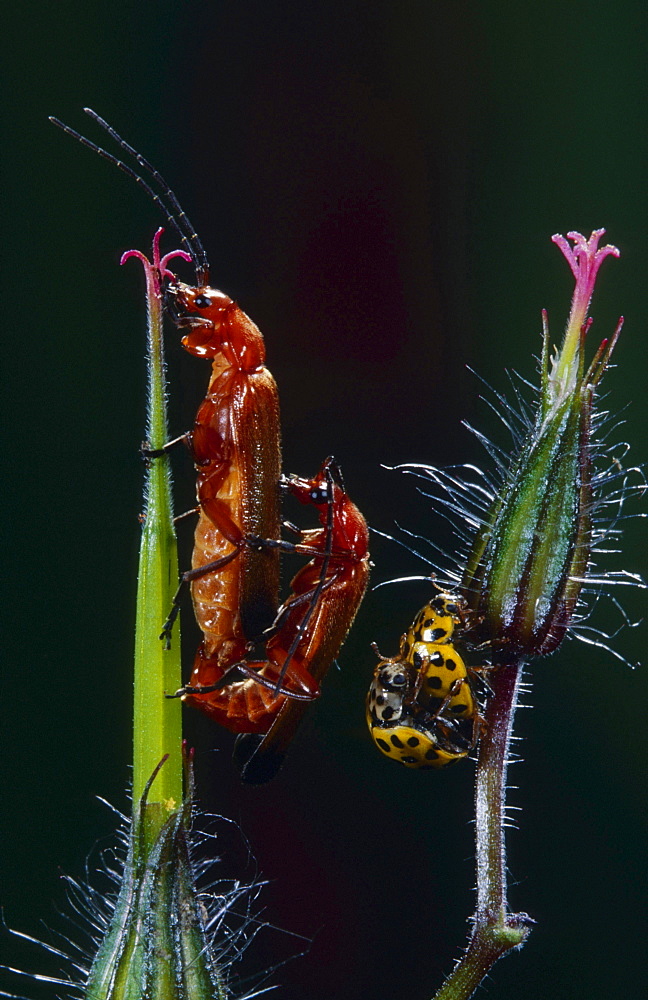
[
  {"left": 159, "top": 617, "right": 176, "bottom": 648},
  {"left": 141, "top": 440, "right": 166, "bottom": 460},
  {"left": 279, "top": 473, "right": 296, "bottom": 491}
]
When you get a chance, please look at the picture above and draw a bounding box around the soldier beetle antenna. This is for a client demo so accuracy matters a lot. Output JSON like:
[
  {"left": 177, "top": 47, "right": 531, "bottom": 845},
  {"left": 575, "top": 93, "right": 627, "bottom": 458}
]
[{"left": 49, "top": 109, "right": 210, "bottom": 284}]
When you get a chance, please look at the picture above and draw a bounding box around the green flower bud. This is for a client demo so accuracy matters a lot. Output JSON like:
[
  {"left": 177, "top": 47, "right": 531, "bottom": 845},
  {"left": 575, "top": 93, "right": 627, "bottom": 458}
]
[
  {"left": 86, "top": 759, "right": 227, "bottom": 1000},
  {"left": 463, "top": 230, "right": 622, "bottom": 656}
]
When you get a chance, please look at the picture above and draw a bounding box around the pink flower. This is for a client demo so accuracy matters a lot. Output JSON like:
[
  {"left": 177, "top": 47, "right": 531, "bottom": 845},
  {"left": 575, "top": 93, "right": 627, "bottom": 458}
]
[
  {"left": 545, "top": 230, "right": 620, "bottom": 413},
  {"left": 121, "top": 226, "right": 191, "bottom": 299}
]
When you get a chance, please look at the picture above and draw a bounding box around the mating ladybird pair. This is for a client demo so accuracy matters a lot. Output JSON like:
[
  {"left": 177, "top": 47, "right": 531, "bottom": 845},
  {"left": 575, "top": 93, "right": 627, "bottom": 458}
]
[{"left": 366, "top": 594, "right": 480, "bottom": 768}]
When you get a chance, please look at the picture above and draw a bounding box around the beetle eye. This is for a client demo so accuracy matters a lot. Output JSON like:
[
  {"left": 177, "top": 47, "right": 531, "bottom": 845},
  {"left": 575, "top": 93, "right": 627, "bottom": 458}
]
[
  {"left": 193, "top": 294, "right": 211, "bottom": 310},
  {"left": 309, "top": 483, "right": 329, "bottom": 503}
]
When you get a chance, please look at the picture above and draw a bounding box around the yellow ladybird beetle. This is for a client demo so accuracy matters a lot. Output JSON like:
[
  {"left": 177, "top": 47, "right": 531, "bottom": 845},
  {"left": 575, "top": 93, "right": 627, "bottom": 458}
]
[{"left": 366, "top": 594, "right": 479, "bottom": 768}]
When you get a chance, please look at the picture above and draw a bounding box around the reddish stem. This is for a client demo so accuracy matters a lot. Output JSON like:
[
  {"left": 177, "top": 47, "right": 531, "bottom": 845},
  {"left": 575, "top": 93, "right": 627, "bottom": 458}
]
[{"left": 433, "top": 661, "right": 533, "bottom": 1000}]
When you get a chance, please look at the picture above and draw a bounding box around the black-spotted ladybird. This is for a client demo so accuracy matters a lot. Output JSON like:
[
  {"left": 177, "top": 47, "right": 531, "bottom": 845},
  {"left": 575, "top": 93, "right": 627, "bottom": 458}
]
[{"left": 366, "top": 594, "right": 480, "bottom": 768}]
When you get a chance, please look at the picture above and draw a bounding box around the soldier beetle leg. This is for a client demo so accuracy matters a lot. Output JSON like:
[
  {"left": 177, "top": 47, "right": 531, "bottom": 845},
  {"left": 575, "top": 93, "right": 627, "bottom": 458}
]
[
  {"left": 160, "top": 546, "right": 242, "bottom": 649},
  {"left": 140, "top": 431, "right": 193, "bottom": 460},
  {"left": 167, "top": 658, "right": 317, "bottom": 702}
]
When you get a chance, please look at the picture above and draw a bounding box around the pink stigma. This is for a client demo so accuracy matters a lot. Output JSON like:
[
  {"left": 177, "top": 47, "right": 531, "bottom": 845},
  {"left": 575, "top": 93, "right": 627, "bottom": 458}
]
[
  {"left": 551, "top": 229, "right": 619, "bottom": 321},
  {"left": 121, "top": 227, "right": 192, "bottom": 297}
]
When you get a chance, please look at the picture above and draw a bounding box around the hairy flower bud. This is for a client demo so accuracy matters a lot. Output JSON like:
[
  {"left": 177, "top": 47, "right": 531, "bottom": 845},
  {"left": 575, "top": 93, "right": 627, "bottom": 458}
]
[
  {"left": 86, "top": 760, "right": 227, "bottom": 1000},
  {"left": 462, "top": 230, "right": 622, "bottom": 657}
]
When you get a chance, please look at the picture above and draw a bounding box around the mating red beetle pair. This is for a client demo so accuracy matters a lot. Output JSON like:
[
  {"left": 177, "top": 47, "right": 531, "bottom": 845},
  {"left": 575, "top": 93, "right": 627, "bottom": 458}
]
[{"left": 51, "top": 110, "right": 370, "bottom": 783}]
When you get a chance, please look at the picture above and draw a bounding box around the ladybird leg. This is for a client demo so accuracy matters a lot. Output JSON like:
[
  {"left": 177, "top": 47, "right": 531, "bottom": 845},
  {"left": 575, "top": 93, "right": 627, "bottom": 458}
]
[
  {"left": 438, "top": 709, "right": 480, "bottom": 754},
  {"left": 160, "top": 545, "right": 242, "bottom": 648},
  {"left": 425, "top": 677, "right": 469, "bottom": 722},
  {"left": 468, "top": 664, "right": 495, "bottom": 697}
]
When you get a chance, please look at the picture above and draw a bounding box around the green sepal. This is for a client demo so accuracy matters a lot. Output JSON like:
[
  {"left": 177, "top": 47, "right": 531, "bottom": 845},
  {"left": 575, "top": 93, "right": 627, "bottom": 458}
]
[{"left": 463, "top": 388, "right": 593, "bottom": 656}]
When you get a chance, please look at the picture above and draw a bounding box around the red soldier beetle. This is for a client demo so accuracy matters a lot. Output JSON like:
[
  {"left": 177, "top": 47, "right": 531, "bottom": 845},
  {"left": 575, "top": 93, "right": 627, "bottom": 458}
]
[
  {"left": 176, "top": 457, "right": 370, "bottom": 781},
  {"left": 50, "top": 110, "right": 284, "bottom": 666},
  {"left": 234, "top": 458, "right": 371, "bottom": 783},
  {"left": 50, "top": 112, "right": 370, "bottom": 769},
  {"left": 160, "top": 276, "right": 284, "bottom": 672}
]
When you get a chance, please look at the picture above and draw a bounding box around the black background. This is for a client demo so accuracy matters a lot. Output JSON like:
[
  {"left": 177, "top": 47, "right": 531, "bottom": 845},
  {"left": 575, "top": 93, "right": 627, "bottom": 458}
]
[{"left": 2, "top": 3, "right": 646, "bottom": 999}]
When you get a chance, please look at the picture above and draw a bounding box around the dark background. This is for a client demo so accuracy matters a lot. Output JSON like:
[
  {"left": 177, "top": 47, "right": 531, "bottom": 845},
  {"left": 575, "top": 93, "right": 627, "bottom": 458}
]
[{"left": 2, "top": 3, "right": 646, "bottom": 999}]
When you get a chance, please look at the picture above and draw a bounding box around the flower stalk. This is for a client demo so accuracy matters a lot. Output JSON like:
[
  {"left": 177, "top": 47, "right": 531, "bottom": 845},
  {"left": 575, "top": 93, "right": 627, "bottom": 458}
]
[
  {"left": 124, "top": 228, "right": 190, "bottom": 824},
  {"left": 430, "top": 230, "right": 631, "bottom": 999},
  {"left": 83, "top": 230, "right": 230, "bottom": 1000},
  {"left": 433, "top": 663, "right": 531, "bottom": 1000}
]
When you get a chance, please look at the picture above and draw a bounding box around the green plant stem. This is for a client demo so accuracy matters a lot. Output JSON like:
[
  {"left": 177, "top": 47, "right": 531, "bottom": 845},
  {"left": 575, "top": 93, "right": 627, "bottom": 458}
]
[
  {"left": 132, "top": 254, "right": 182, "bottom": 831},
  {"left": 433, "top": 662, "right": 532, "bottom": 1000}
]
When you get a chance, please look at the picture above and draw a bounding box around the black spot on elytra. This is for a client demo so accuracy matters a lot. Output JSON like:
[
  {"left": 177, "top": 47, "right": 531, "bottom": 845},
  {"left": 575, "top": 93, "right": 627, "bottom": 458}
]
[
  {"left": 426, "top": 675, "right": 443, "bottom": 689},
  {"left": 425, "top": 748, "right": 440, "bottom": 760},
  {"left": 376, "top": 738, "right": 390, "bottom": 752},
  {"left": 430, "top": 650, "right": 444, "bottom": 666},
  {"left": 391, "top": 734, "right": 405, "bottom": 748},
  {"left": 407, "top": 736, "right": 420, "bottom": 747},
  {"left": 445, "top": 658, "right": 457, "bottom": 671}
]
